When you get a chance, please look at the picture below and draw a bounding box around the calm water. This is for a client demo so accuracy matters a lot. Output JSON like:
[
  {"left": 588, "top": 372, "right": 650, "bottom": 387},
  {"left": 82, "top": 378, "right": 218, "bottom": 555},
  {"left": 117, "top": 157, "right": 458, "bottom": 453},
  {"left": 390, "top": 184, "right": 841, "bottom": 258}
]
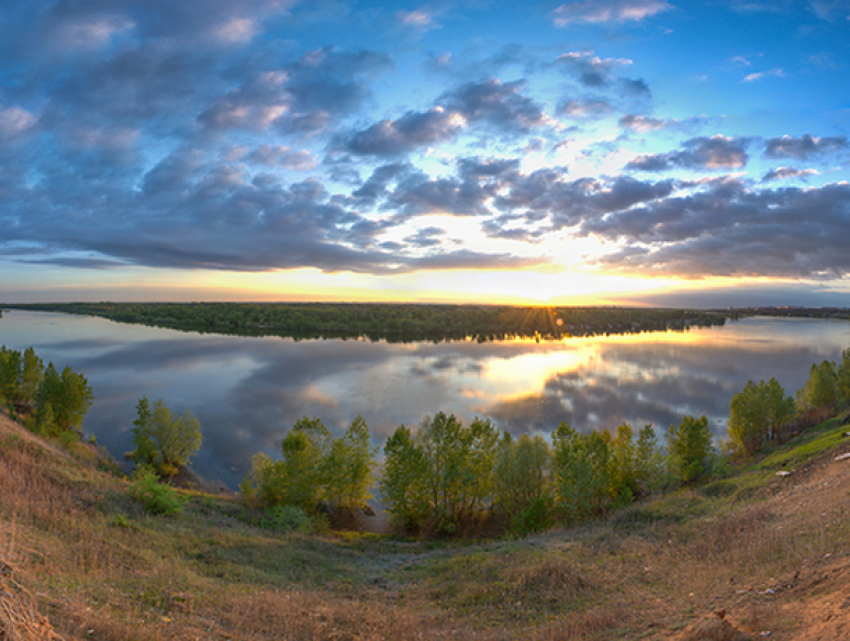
[{"left": 1, "top": 309, "right": 848, "bottom": 488}]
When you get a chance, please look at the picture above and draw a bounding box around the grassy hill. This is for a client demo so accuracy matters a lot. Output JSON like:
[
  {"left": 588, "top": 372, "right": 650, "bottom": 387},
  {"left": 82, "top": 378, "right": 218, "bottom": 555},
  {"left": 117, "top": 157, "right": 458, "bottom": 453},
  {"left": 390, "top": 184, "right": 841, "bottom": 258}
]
[{"left": 2, "top": 407, "right": 850, "bottom": 640}]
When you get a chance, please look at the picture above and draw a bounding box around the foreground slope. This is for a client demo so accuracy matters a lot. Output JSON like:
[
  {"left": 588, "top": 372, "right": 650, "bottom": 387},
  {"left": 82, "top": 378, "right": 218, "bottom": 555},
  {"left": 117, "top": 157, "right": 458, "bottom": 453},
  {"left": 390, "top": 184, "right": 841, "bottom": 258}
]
[{"left": 1, "top": 407, "right": 850, "bottom": 640}]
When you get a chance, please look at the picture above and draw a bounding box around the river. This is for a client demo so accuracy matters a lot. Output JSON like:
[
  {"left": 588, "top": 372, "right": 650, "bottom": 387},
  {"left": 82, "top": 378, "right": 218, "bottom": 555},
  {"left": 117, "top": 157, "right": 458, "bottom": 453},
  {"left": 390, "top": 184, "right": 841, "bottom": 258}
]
[{"left": 1, "top": 309, "right": 847, "bottom": 488}]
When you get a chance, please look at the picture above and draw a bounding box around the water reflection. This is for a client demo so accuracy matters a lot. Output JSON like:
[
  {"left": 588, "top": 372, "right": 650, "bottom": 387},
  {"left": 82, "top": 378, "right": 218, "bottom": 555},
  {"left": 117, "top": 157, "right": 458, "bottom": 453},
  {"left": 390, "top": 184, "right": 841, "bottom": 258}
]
[{"left": 1, "top": 310, "right": 848, "bottom": 488}]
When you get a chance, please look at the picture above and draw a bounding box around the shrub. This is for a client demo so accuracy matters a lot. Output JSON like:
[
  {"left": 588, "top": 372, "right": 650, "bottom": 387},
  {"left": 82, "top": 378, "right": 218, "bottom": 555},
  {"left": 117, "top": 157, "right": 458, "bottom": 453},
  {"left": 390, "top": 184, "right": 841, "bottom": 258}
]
[
  {"left": 130, "top": 468, "right": 185, "bottom": 516},
  {"left": 259, "top": 505, "right": 315, "bottom": 534}
]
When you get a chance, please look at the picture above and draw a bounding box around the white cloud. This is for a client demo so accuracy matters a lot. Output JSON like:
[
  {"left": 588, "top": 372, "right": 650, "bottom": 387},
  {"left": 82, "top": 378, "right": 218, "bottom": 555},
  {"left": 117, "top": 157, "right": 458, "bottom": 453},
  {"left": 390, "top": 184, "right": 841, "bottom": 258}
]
[{"left": 553, "top": 0, "right": 672, "bottom": 26}]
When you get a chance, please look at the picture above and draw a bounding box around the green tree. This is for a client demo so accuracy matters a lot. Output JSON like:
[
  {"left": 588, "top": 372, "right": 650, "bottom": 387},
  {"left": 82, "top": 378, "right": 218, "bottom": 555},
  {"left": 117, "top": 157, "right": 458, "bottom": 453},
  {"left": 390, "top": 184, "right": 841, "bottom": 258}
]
[
  {"left": 609, "top": 422, "right": 640, "bottom": 507},
  {"left": 20, "top": 347, "right": 44, "bottom": 411},
  {"left": 666, "top": 415, "right": 712, "bottom": 484},
  {"left": 838, "top": 349, "right": 850, "bottom": 402},
  {"left": 322, "top": 415, "right": 377, "bottom": 516},
  {"left": 728, "top": 378, "right": 795, "bottom": 456},
  {"left": 380, "top": 425, "right": 431, "bottom": 530},
  {"left": 129, "top": 397, "right": 203, "bottom": 477},
  {"left": 36, "top": 363, "right": 94, "bottom": 433},
  {"left": 0, "top": 347, "right": 23, "bottom": 413},
  {"left": 796, "top": 360, "right": 839, "bottom": 413},
  {"left": 276, "top": 416, "right": 331, "bottom": 510},
  {"left": 494, "top": 433, "right": 553, "bottom": 534},
  {"left": 635, "top": 424, "right": 664, "bottom": 494},
  {"left": 552, "top": 424, "right": 612, "bottom": 524}
]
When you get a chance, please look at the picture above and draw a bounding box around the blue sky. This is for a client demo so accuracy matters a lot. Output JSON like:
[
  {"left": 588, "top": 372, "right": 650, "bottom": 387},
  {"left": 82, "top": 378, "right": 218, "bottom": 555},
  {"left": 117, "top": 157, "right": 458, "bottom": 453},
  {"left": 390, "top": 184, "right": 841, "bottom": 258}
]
[{"left": 1, "top": 0, "right": 849, "bottom": 305}]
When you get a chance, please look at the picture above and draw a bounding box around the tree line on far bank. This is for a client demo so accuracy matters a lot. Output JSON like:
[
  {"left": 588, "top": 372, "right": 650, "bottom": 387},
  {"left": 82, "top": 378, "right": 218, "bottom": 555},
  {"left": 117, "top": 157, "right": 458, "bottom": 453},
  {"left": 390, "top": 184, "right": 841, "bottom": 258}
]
[{"left": 5, "top": 302, "right": 728, "bottom": 342}]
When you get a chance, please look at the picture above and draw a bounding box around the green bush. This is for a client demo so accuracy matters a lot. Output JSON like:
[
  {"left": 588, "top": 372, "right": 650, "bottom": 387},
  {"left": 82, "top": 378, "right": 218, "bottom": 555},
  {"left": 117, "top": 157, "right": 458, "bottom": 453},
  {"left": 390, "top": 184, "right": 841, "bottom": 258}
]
[
  {"left": 130, "top": 468, "right": 185, "bottom": 516},
  {"left": 259, "top": 505, "right": 315, "bottom": 534},
  {"left": 509, "top": 491, "right": 555, "bottom": 537}
]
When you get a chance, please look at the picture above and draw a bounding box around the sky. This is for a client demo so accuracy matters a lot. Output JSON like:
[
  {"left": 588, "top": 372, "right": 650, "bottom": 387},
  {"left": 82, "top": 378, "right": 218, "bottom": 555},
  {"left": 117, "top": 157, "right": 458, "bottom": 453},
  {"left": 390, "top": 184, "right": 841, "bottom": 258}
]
[{"left": 1, "top": 0, "right": 849, "bottom": 307}]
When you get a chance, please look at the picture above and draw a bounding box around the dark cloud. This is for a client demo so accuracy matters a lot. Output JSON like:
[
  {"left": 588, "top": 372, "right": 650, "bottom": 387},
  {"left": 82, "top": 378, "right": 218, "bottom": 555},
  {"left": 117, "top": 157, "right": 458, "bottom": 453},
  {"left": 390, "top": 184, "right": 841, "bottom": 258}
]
[
  {"left": 404, "top": 226, "right": 446, "bottom": 248},
  {"left": 342, "top": 107, "right": 463, "bottom": 156},
  {"left": 440, "top": 78, "right": 549, "bottom": 132},
  {"left": 245, "top": 145, "right": 316, "bottom": 169},
  {"left": 585, "top": 180, "right": 850, "bottom": 277},
  {"left": 627, "top": 136, "right": 751, "bottom": 171},
  {"left": 493, "top": 169, "right": 676, "bottom": 229},
  {"left": 554, "top": 51, "right": 631, "bottom": 88},
  {"left": 200, "top": 47, "right": 393, "bottom": 133},
  {"left": 352, "top": 162, "right": 412, "bottom": 202},
  {"left": 341, "top": 77, "right": 548, "bottom": 157},
  {"left": 764, "top": 133, "right": 848, "bottom": 160}
]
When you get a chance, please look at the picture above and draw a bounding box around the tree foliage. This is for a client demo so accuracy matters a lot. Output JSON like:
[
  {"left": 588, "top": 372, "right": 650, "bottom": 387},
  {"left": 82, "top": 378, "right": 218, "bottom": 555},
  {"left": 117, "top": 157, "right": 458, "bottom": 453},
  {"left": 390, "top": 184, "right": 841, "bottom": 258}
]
[
  {"left": 130, "top": 397, "right": 203, "bottom": 477},
  {"left": 243, "top": 415, "right": 377, "bottom": 518},
  {"left": 666, "top": 415, "right": 713, "bottom": 484},
  {"left": 495, "top": 433, "right": 553, "bottom": 534},
  {"left": 796, "top": 360, "right": 839, "bottom": 413},
  {"left": 380, "top": 413, "right": 501, "bottom": 533},
  {"left": 36, "top": 363, "right": 93, "bottom": 433},
  {"left": 728, "top": 378, "right": 795, "bottom": 456}
]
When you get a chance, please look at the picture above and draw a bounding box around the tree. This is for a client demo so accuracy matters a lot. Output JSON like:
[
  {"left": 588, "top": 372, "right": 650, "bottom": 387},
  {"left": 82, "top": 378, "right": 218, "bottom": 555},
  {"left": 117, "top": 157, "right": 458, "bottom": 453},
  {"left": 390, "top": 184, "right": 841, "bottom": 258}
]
[
  {"left": 36, "top": 363, "right": 93, "bottom": 433},
  {"left": 322, "top": 415, "right": 377, "bottom": 516},
  {"left": 20, "top": 347, "right": 44, "bottom": 411},
  {"left": 129, "top": 397, "right": 203, "bottom": 477},
  {"left": 838, "top": 349, "right": 850, "bottom": 402},
  {"left": 728, "top": 378, "right": 795, "bottom": 456},
  {"left": 666, "top": 415, "right": 712, "bottom": 484},
  {"left": 609, "top": 422, "right": 639, "bottom": 506},
  {"left": 0, "top": 347, "right": 23, "bottom": 413},
  {"left": 380, "top": 425, "right": 431, "bottom": 530},
  {"left": 635, "top": 424, "right": 664, "bottom": 494},
  {"left": 552, "top": 423, "right": 612, "bottom": 523},
  {"left": 494, "top": 433, "right": 553, "bottom": 534},
  {"left": 796, "top": 360, "right": 839, "bottom": 413}
]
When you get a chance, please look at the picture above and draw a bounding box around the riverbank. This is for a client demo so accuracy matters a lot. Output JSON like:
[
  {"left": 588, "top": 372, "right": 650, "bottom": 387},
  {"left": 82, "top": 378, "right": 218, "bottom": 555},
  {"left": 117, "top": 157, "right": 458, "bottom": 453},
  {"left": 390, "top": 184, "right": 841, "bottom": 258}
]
[{"left": 3, "top": 404, "right": 850, "bottom": 640}]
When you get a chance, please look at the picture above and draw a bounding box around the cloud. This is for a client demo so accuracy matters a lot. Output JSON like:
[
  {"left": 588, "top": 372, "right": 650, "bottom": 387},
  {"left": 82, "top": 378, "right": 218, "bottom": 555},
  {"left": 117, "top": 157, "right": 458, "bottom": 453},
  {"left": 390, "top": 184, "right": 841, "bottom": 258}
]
[
  {"left": 627, "top": 135, "right": 751, "bottom": 171},
  {"left": 492, "top": 169, "right": 676, "bottom": 229},
  {"left": 382, "top": 157, "right": 519, "bottom": 217},
  {"left": 342, "top": 107, "right": 465, "bottom": 156},
  {"left": 440, "top": 78, "right": 549, "bottom": 132},
  {"left": 761, "top": 167, "right": 819, "bottom": 182},
  {"left": 200, "top": 47, "right": 394, "bottom": 134},
  {"left": 742, "top": 68, "right": 785, "bottom": 82},
  {"left": 342, "top": 78, "right": 549, "bottom": 157},
  {"left": 557, "top": 98, "right": 613, "bottom": 117},
  {"left": 0, "top": 106, "right": 37, "bottom": 140},
  {"left": 397, "top": 9, "right": 437, "bottom": 29},
  {"left": 552, "top": 0, "right": 672, "bottom": 26},
  {"left": 809, "top": 0, "right": 850, "bottom": 21},
  {"left": 619, "top": 113, "right": 667, "bottom": 132},
  {"left": 245, "top": 145, "right": 317, "bottom": 170},
  {"left": 584, "top": 179, "right": 850, "bottom": 278},
  {"left": 554, "top": 50, "right": 633, "bottom": 88},
  {"left": 764, "top": 133, "right": 848, "bottom": 159}
]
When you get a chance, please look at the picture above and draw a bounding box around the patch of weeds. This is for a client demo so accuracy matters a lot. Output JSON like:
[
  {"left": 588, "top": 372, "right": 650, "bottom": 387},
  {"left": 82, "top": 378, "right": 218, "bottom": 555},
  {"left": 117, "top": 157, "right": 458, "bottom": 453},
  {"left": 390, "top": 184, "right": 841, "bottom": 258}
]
[
  {"left": 613, "top": 492, "right": 710, "bottom": 528},
  {"left": 697, "top": 479, "right": 738, "bottom": 498},
  {"left": 111, "top": 513, "right": 130, "bottom": 528}
]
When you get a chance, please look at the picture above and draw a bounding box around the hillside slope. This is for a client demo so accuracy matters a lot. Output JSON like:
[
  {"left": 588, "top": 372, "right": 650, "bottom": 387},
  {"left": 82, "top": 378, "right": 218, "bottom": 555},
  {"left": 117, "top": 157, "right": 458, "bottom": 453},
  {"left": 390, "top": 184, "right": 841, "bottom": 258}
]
[{"left": 2, "top": 407, "right": 850, "bottom": 640}]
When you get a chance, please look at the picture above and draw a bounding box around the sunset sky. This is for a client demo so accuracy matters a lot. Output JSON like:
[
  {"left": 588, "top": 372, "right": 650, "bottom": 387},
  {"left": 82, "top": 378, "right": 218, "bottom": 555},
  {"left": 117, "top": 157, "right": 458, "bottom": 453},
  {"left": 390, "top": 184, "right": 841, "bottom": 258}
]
[{"left": 1, "top": 0, "right": 849, "bottom": 306}]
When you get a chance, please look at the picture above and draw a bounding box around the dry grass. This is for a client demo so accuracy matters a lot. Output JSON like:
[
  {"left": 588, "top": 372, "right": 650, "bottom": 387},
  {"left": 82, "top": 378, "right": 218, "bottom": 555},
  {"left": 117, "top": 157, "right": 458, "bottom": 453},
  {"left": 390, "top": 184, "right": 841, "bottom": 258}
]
[{"left": 2, "top": 406, "right": 850, "bottom": 640}]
